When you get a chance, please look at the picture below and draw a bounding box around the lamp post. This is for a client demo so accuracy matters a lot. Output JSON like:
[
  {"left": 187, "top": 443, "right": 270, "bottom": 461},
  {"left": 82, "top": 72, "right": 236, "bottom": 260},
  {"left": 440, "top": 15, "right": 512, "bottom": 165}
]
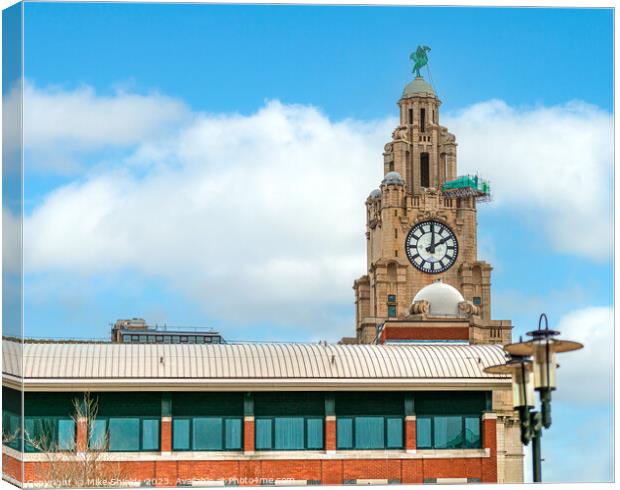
[{"left": 484, "top": 313, "right": 583, "bottom": 483}]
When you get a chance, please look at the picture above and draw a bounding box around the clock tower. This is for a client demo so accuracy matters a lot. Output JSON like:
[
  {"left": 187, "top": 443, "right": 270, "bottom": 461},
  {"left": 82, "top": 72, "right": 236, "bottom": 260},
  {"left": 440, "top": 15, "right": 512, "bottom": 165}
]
[{"left": 352, "top": 66, "right": 511, "bottom": 344}]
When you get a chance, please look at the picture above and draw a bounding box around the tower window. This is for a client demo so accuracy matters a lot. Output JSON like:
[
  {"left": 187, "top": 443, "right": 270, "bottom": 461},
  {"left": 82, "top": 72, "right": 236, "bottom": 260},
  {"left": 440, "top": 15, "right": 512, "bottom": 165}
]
[
  {"left": 473, "top": 297, "right": 482, "bottom": 306},
  {"left": 394, "top": 228, "right": 398, "bottom": 239},
  {"left": 408, "top": 108, "right": 413, "bottom": 124},
  {"left": 387, "top": 295, "right": 397, "bottom": 318},
  {"left": 389, "top": 161, "right": 394, "bottom": 172},
  {"left": 420, "top": 108, "right": 426, "bottom": 132},
  {"left": 420, "top": 153, "right": 430, "bottom": 188}
]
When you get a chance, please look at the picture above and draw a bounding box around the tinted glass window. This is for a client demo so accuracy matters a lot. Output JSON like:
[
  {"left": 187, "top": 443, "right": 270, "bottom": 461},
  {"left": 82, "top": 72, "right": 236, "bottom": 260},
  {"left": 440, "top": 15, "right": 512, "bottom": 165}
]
[
  {"left": 306, "top": 418, "right": 323, "bottom": 450},
  {"left": 416, "top": 417, "right": 432, "bottom": 448},
  {"left": 173, "top": 419, "right": 190, "bottom": 450},
  {"left": 274, "top": 417, "right": 304, "bottom": 450},
  {"left": 89, "top": 419, "right": 107, "bottom": 450},
  {"left": 336, "top": 417, "right": 353, "bottom": 449},
  {"left": 386, "top": 417, "right": 403, "bottom": 448},
  {"left": 255, "top": 418, "right": 272, "bottom": 450},
  {"left": 58, "top": 419, "right": 75, "bottom": 450},
  {"left": 193, "top": 417, "right": 222, "bottom": 450},
  {"left": 355, "top": 416, "right": 384, "bottom": 449},
  {"left": 142, "top": 419, "right": 160, "bottom": 451},
  {"left": 464, "top": 417, "right": 481, "bottom": 448},
  {"left": 108, "top": 418, "right": 140, "bottom": 451},
  {"left": 225, "top": 418, "right": 242, "bottom": 450},
  {"left": 434, "top": 416, "right": 463, "bottom": 449}
]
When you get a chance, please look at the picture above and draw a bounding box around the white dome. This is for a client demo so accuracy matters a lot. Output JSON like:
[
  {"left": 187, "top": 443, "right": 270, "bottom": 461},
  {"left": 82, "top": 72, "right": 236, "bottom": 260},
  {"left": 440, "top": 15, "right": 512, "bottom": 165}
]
[
  {"left": 413, "top": 280, "right": 464, "bottom": 317},
  {"left": 369, "top": 188, "right": 382, "bottom": 199},
  {"left": 382, "top": 171, "right": 405, "bottom": 186}
]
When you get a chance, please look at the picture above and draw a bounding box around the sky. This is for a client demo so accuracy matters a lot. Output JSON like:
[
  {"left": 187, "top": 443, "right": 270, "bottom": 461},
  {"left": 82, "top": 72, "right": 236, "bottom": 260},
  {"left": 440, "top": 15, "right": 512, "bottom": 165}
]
[{"left": 2, "top": 1, "right": 614, "bottom": 483}]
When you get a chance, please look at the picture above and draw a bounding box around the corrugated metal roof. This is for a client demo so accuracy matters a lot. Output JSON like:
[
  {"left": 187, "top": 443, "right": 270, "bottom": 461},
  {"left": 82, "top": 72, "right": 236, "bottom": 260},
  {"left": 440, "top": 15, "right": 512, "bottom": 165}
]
[{"left": 2, "top": 340, "right": 509, "bottom": 381}]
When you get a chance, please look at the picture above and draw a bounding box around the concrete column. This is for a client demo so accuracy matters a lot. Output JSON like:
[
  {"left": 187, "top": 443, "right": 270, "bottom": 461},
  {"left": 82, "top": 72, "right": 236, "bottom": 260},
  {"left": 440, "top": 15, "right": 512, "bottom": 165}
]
[
  {"left": 244, "top": 392, "right": 255, "bottom": 454},
  {"left": 481, "top": 412, "right": 498, "bottom": 483}
]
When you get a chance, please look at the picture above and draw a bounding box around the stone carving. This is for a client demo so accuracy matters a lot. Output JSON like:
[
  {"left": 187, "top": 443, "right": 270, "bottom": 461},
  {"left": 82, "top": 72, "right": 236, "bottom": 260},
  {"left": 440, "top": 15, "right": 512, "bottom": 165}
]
[
  {"left": 409, "top": 300, "right": 430, "bottom": 315},
  {"left": 391, "top": 126, "right": 409, "bottom": 141},
  {"left": 458, "top": 301, "right": 480, "bottom": 317},
  {"left": 384, "top": 143, "right": 393, "bottom": 153}
]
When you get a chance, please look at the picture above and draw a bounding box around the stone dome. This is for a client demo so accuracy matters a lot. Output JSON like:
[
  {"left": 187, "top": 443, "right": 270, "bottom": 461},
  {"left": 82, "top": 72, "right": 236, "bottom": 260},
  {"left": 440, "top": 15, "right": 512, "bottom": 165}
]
[
  {"left": 369, "top": 188, "right": 382, "bottom": 199},
  {"left": 413, "top": 280, "right": 464, "bottom": 317},
  {"left": 402, "top": 77, "right": 436, "bottom": 98},
  {"left": 382, "top": 171, "right": 405, "bottom": 186}
]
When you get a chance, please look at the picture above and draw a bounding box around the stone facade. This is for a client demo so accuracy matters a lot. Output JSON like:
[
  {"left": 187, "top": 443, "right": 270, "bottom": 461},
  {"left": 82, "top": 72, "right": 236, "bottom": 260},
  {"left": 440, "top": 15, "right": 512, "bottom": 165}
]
[{"left": 353, "top": 78, "right": 510, "bottom": 344}]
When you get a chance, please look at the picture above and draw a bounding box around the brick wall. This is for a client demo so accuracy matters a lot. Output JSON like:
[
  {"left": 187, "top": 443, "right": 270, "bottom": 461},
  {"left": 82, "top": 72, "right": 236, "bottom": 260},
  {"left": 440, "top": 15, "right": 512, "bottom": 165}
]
[{"left": 6, "top": 453, "right": 496, "bottom": 487}]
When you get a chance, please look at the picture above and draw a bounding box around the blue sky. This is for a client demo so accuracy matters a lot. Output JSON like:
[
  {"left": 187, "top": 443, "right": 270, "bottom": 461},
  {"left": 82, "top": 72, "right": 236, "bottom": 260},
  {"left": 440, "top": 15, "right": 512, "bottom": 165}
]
[{"left": 2, "top": 2, "right": 614, "bottom": 483}]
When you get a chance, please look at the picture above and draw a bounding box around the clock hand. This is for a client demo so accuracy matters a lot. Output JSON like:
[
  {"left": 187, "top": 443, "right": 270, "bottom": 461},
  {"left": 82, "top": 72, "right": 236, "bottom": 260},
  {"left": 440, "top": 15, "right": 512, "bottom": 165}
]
[
  {"left": 425, "top": 236, "right": 451, "bottom": 253},
  {"left": 429, "top": 223, "right": 436, "bottom": 253}
]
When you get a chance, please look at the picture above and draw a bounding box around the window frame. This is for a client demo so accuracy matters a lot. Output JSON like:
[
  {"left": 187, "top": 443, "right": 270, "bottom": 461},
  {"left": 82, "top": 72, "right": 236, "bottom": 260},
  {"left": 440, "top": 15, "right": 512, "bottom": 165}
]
[
  {"left": 336, "top": 415, "right": 403, "bottom": 450},
  {"left": 171, "top": 416, "right": 243, "bottom": 452},
  {"left": 254, "top": 415, "right": 324, "bottom": 451},
  {"left": 21, "top": 415, "right": 76, "bottom": 453},
  {"left": 415, "top": 414, "right": 481, "bottom": 450},
  {"left": 88, "top": 416, "right": 161, "bottom": 452}
]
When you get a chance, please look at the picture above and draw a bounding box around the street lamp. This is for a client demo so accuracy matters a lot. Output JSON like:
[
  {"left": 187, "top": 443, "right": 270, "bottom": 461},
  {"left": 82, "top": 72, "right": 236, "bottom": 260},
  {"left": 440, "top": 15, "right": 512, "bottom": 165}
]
[{"left": 484, "top": 313, "right": 583, "bottom": 483}]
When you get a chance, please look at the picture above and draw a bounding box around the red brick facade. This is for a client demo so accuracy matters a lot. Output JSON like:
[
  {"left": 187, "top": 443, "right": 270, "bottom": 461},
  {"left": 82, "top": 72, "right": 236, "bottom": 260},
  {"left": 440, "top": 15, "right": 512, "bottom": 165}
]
[
  {"left": 3, "top": 415, "right": 498, "bottom": 486},
  {"left": 3, "top": 452, "right": 497, "bottom": 487},
  {"left": 380, "top": 326, "right": 470, "bottom": 342}
]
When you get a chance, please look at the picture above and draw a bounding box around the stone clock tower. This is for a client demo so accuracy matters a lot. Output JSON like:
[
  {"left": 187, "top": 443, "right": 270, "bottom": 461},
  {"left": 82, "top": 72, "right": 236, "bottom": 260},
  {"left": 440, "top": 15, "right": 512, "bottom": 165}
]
[{"left": 352, "top": 72, "right": 511, "bottom": 344}]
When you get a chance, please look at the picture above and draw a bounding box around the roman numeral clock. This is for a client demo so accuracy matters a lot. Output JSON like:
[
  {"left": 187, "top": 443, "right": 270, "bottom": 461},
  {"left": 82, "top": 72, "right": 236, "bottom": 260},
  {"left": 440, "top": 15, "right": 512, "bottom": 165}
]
[{"left": 405, "top": 220, "right": 458, "bottom": 274}]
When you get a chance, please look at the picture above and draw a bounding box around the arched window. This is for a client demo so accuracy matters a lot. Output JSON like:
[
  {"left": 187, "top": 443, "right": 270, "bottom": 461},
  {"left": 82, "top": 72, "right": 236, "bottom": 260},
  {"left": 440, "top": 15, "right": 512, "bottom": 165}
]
[
  {"left": 420, "top": 108, "right": 426, "bottom": 132},
  {"left": 408, "top": 108, "right": 413, "bottom": 124},
  {"left": 420, "top": 153, "right": 430, "bottom": 188}
]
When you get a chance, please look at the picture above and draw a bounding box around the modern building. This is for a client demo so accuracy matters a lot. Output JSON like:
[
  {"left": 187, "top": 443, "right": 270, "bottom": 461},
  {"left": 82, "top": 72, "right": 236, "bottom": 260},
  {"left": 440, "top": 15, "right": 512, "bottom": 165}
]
[
  {"left": 110, "top": 318, "right": 224, "bottom": 345},
  {"left": 2, "top": 69, "right": 523, "bottom": 487}
]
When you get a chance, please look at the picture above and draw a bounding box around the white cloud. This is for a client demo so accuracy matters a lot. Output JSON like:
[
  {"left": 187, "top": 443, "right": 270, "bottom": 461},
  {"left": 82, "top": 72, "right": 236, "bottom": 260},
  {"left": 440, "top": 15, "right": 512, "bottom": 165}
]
[
  {"left": 24, "top": 98, "right": 393, "bottom": 331},
  {"left": 21, "top": 85, "right": 612, "bottom": 332},
  {"left": 22, "top": 82, "right": 192, "bottom": 173},
  {"left": 552, "top": 306, "right": 613, "bottom": 406},
  {"left": 444, "top": 100, "right": 613, "bottom": 260}
]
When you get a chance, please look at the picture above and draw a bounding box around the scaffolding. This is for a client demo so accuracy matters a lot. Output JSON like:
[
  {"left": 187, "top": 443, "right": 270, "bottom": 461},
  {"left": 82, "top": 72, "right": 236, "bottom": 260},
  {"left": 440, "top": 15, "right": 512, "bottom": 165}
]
[{"left": 441, "top": 174, "right": 492, "bottom": 202}]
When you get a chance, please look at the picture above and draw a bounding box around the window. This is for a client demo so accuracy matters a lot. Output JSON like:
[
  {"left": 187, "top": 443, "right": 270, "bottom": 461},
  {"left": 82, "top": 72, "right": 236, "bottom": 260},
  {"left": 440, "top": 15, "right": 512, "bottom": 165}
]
[
  {"left": 147, "top": 335, "right": 156, "bottom": 343},
  {"left": 255, "top": 416, "right": 323, "bottom": 450},
  {"left": 172, "top": 417, "right": 242, "bottom": 451},
  {"left": 473, "top": 297, "right": 482, "bottom": 305},
  {"left": 2, "top": 411, "right": 21, "bottom": 450},
  {"left": 21, "top": 417, "right": 75, "bottom": 452},
  {"left": 416, "top": 416, "right": 481, "bottom": 449},
  {"left": 336, "top": 418, "right": 353, "bottom": 449},
  {"left": 336, "top": 416, "right": 403, "bottom": 450},
  {"left": 387, "top": 294, "right": 397, "bottom": 318},
  {"left": 89, "top": 418, "right": 160, "bottom": 452},
  {"left": 420, "top": 153, "right": 430, "bottom": 188},
  {"left": 139, "top": 335, "right": 147, "bottom": 343},
  {"left": 109, "top": 418, "right": 140, "bottom": 451},
  {"left": 408, "top": 108, "right": 413, "bottom": 124},
  {"left": 156, "top": 335, "right": 164, "bottom": 343},
  {"left": 195, "top": 336, "right": 205, "bottom": 344},
  {"left": 420, "top": 108, "right": 426, "bottom": 132}
]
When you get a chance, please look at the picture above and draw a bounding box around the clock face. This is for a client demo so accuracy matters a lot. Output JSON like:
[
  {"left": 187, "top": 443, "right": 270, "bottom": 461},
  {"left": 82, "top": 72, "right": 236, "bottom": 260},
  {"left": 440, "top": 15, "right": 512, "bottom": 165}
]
[{"left": 405, "top": 220, "right": 458, "bottom": 274}]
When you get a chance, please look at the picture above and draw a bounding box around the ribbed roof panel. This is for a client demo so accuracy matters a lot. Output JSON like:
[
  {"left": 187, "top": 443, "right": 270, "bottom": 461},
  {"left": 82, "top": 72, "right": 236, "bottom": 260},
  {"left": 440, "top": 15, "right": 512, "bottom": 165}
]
[{"left": 2, "top": 340, "right": 509, "bottom": 381}]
